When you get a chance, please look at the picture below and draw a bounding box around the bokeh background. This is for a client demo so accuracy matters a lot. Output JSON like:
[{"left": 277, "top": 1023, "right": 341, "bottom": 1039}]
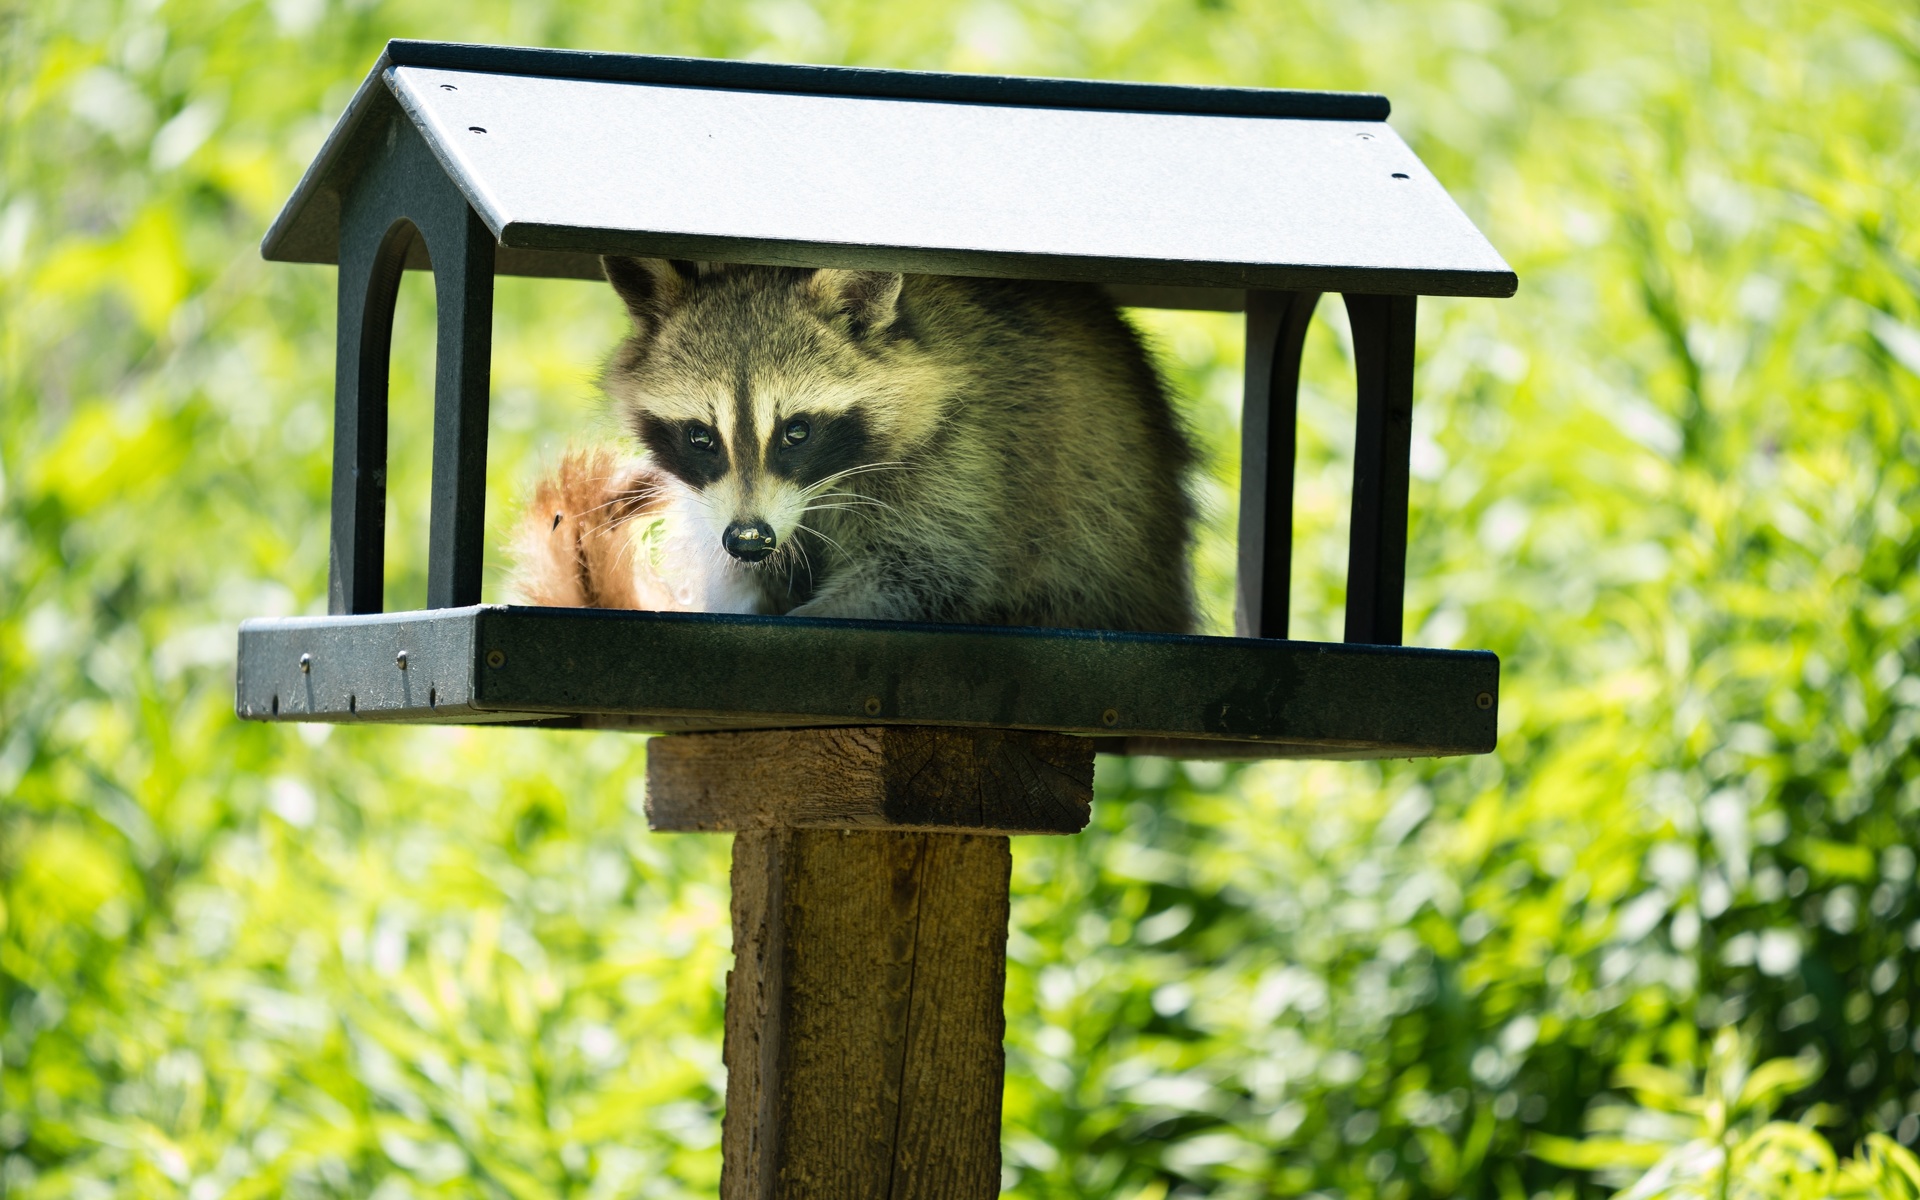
[{"left": 4, "top": 0, "right": 1920, "bottom": 1196}]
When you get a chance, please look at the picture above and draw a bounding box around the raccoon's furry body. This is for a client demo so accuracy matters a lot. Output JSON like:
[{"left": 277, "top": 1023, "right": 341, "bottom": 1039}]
[{"left": 516, "top": 260, "right": 1197, "bottom": 633}]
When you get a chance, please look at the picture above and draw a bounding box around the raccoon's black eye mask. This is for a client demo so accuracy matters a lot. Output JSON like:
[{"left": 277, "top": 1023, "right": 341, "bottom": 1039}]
[
  {"left": 636, "top": 416, "right": 730, "bottom": 487},
  {"left": 769, "top": 411, "right": 871, "bottom": 488},
  {"left": 633, "top": 409, "right": 870, "bottom": 491}
]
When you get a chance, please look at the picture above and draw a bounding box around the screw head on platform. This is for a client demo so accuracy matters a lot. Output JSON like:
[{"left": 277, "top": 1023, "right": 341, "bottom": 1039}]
[
  {"left": 1101, "top": 708, "right": 1120, "bottom": 727},
  {"left": 863, "top": 696, "right": 882, "bottom": 716},
  {"left": 299, "top": 653, "right": 312, "bottom": 673},
  {"left": 486, "top": 649, "right": 506, "bottom": 669},
  {"left": 396, "top": 650, "right": 409, "bottom": 670},
  {"left": 1476, "top": 691, "right": 1494, "bottom": 710}
]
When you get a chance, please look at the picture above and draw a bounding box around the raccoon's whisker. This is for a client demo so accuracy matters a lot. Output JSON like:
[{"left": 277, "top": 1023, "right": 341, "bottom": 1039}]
[
  {"left": 580, "top": 510, "right": 630, "bottom": 538},
  {"left": 804, "top": 496, "right": 895, "bottom": 518},
  {"left": 814, "top": 464, "right": 907, "bottom": 488},
  {"left": 804, "top": 461, "right": 887, "bottom": 487},
  {"left": 580, "top": 493, "right": 669, "bottom": 538},
  {"left": 823, "top": 458, "right": 908, "bottom": 475},
  {"left": 797, "top": 489, "right": 896, "bottom": 527},
  {"left": 804, "top": 491, "right": 893, "bottom": 508},
  {"left": 580, "top": 494, "right": 660, "bottom": 529},
  {"left": 581, "top": 514, "right": 627, "bottom": 538},
  {"left": 798, "top": 503, "right": 884, "bottom": 526},
  {"left": 801, "top": 496, "right": 888, "bottom": 510},
  {"left": 583, "top": 515, "right": 643, "bottom": 541},
  {"left": 794, "top": 522, "right": 849, "bottom": 559},
  {"left": 804, "top": 496, "right": 893, "bottom": 518},
  {"left": 570, "top": 497, "right": 654, "bottom": 534},
  {"left": 779, "top": 540, "right": 803, "bottom": 598},
  {"left": 571, "top": 483, "right": 668, "bottom": 520},
  {"left": 801, "top": 461, "right": 909, "bottom": 496},
  {"left": 571, "top": 496, "right": 627, "bottom": 520},
  {"left": 775, "top": 535, "right": 813, "bottom": 595},
  {"left": 579, "top": 480, "right": 664, "bottom": 506}
]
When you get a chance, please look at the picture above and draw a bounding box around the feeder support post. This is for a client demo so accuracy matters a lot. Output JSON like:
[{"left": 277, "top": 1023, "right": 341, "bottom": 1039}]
[{"left": 646, "top": 727, "right": 1094, "bottom": 1200}]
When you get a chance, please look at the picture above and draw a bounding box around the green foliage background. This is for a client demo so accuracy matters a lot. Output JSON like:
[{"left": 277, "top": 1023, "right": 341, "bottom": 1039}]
[{"left": 4, "top": 0, "right": 1919, "bottom": 1196}]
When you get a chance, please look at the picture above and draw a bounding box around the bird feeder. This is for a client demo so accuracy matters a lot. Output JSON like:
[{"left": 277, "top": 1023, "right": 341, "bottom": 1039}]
[{"left": 238, "top": 40, "right": 1515, "bottom": 1197}]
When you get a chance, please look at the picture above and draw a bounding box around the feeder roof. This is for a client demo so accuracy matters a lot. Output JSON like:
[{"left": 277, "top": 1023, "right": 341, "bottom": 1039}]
[{"left": 265, "top": 40, "right": 1515, "bottom": 299}]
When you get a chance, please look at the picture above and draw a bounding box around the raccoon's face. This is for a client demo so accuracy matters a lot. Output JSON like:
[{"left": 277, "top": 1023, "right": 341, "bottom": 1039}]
[{"left": 599, "top": 259, "right": 940, "bottom": 565}]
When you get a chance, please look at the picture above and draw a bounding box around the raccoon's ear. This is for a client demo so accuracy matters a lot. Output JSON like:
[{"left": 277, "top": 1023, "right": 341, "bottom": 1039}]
[
  {"left": 601, "top": 257, "right": 698, "bottom": 331},
  {"left": 805, "top": 269, "right": 903, "bottom": 337}
]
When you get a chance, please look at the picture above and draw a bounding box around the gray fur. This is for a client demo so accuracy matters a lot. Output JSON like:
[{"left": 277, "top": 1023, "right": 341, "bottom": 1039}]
[{"left": 599, "top": 259, "right": 1198, "bottom": 634}]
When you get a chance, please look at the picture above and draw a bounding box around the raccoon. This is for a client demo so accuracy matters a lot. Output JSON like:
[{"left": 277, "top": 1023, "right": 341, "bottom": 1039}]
[{"left": 519, "top": 259, "right": 1197, "bottom": 633}]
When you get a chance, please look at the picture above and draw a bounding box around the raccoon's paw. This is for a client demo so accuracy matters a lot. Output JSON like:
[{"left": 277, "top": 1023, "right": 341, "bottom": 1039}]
[
  {"left": 509, "top": 447, "right": 668, "bottom": 609},
  {"left": 783, "top": 598, "right": 844, "bottom": 620},
  {"left": 785, "top": 590, "right": 897, "bottom": 622}
]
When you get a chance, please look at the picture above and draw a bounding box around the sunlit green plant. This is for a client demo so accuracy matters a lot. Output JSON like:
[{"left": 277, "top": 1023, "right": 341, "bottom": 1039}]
[
  {"left": 4, "top": 0, "right": 1919, "bottom": 1196},
  {"left": 1532, "top": 1030, "right": 1920, "bottom": 1200}
]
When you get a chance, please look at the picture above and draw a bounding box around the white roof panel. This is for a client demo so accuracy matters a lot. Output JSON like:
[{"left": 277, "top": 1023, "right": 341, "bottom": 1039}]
[{"left": 264, "top": 42, "right": 1516, "bottom": 298}]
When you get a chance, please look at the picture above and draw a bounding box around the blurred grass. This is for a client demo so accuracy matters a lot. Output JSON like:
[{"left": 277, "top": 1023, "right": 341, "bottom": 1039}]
[{"left": 3, "top": 0, "right": 1920, "bottom": 1197}]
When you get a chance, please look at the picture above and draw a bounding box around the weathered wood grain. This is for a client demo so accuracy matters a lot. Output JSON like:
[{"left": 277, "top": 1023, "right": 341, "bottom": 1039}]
[
  {"left": 722, "top": 828, "right": 1011, "bottom": 1200},
  {"left": 646, "top": 726, "right": 1092, "bottom": 835}
]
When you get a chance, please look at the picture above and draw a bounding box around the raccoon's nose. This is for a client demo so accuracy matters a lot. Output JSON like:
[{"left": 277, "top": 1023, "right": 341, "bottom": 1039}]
[{"left": 723, "top": 520, "right": 777, "bottom": 563}]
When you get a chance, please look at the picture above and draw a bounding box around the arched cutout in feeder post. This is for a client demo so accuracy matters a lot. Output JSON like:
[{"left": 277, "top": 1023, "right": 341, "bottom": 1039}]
[{"left": 238, "top": 39, "right": 1516, "bottom": 1198}]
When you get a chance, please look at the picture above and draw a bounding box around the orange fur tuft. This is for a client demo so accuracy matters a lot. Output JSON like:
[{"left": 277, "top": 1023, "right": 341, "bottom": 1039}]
[{"left": 510, "top": 447, "right": 669, "bottom": 609}]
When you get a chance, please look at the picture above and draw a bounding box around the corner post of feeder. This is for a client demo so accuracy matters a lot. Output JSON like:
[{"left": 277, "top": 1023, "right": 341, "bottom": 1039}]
[
  {"left": 323, "top": 108, "right": 496, "bottom": 617},
  {"left": 424, "top": 204, "right": 495, "bottom": 610},
  {"left": 1342, "top": 293, "right": 1417, "bottom": 646},
  {"left": 1236, "top": 289, "right": 1320, "bottom": 640},
  {"left": 328, "top": 203, "right": 413, "bottom": 616}
]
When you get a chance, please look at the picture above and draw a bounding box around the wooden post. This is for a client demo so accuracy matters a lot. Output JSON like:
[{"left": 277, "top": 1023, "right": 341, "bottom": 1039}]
[{"left": 646, "top": 727, "right": 1094, "bottom": 1200}]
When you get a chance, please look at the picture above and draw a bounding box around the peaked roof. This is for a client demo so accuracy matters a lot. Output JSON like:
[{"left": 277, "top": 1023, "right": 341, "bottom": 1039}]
[{"left": 264, "top": 40, "right": 1516, "bottom": 299}]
